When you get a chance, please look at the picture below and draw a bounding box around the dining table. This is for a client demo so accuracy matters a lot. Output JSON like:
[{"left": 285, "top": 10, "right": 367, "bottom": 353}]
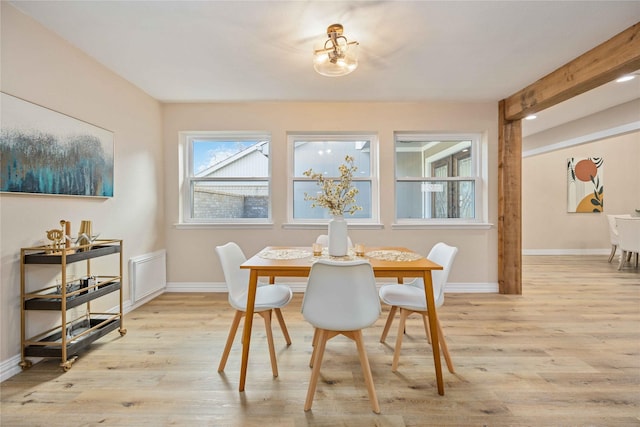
[{"left": 238, "top": 246, "right": 445, "bottom": 394}]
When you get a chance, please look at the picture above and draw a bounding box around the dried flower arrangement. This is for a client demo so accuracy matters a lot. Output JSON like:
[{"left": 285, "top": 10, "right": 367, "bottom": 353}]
[{"left": 303, "top": 155, "right": 363, "bottom": 216}]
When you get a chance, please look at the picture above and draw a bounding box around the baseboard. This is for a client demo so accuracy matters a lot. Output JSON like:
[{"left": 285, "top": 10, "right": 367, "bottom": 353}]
[
  {"left": 0, "top": 354, "right": 28, "bottom": 383},
  {"left": 523, "top": 248, "right": 610, "bottom": 256},
  {"left": 447, "top": 282, "right": 499, "bottom": 293},
  {"left": 166, "top": 281, "right": 309, "bottom": 293},
  {"left": 165, "top": 282, "right": 226, "bottom": 292}
]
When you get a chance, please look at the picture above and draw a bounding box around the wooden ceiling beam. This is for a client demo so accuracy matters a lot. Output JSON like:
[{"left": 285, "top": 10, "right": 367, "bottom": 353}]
[
  {"left": 503, "top": 22, "right": 640, "bottom": 121},
  {"left": 498, "top": 22, "right": 640, "bottom": 295}
]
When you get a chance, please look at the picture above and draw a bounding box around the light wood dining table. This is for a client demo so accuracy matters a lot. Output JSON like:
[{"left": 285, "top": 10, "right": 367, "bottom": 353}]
[{"left": 238, "top": 246, "right": 445, "bottom": 395}]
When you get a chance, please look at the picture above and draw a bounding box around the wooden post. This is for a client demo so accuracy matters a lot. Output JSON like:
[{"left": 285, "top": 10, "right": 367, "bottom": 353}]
[
  {"left": 498, "top": 23, "right": 640, "bottom": 294},
  {"left": 498, "top": 100, "right": 522, "bottom": 295}
]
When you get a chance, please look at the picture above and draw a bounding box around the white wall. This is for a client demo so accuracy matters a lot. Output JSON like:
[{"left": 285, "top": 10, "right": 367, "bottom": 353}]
[
  {"left": 162, "top": 102, "right": 499, "bottom": 289},
  {"left": 523, "top": 104, "right": 640, "bottom": 253},
  {"left": 0, "top": 4, "right": 165, "bottom": 368}
]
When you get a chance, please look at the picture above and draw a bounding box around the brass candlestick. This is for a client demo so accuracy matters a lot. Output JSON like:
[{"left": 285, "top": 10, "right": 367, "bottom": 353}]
[
  {"left": 77, "top": 220, "right": 92, "bottom": 250},
  {"left": 45, "top": 220, "right": 70, "bottom": 254}
]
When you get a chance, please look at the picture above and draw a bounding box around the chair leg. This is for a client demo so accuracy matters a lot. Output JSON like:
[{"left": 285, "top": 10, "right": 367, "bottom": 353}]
[
  {"left": 258, "top": 310, "right": 278, "bottom": 378},
  {"left": 310, "top": 328, "right": 319, "bottom": 368},
  {"left": 305, "top": 329, "right": 328, "bottom": 411},
  {"left": 618, "top": 250, "right": 627, "bottom": 270},
  {"left": 392, "top": 309, "right": 410, "bottom": 372},
  {"left": 435, "top": 317, "right": 455, "bottom": 373},
  {"left": 608, "top": 244, "right": 617, "bottom": 263},
  {"left": 218, "top": 310, "right": 243, "bottom": 372},
  {"left": 274, "top": 308, "right": 292, "bottom": 345},
  {"left": 417, "top": 310, "right": 454, "bottom": 373},
  {"left": 421, "top": 313, "right": 432, "bottom": 344},
  {"left": 353, "top": 330, "right": 381, "bottom": 414},
  {"left": 380, "top": 305, "right": 397, "bottom": 343}
]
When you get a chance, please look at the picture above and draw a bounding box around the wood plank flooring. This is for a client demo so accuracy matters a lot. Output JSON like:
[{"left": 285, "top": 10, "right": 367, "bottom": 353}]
[{"left": 2, "top": 256, "right": 639, "bottom": 426}]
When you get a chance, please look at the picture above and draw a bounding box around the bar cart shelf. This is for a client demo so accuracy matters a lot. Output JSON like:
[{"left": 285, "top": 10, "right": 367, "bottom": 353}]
[{"left": 20, "top": 239, "right": 126, "bottom": 371}]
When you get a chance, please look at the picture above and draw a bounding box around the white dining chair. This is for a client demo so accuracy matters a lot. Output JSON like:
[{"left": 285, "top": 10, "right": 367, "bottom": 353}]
[
  {"left": 615, "top": 218, "right": 640, "bottom": 270},
  {"left": 607, "top": 214, "right": 632, "bottom": 263},
  {"left": 215, "top": 242, "right": 293, "bottom": 377},
  {"left": 315, "top": 234, "right": 354, "bottom": 248},
  {"left": 378, "top": 242, "right": 458, "bottom": 373},
  {"left": 607, "top": 215, "right": 620, "bottom": 263},
  {"left": 301, "top": 259, "right": 381, "bottom": 413}
]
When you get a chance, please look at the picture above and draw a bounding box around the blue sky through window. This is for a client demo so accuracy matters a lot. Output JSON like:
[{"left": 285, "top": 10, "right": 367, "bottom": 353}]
[{"left": 193, "top": 140, "right": 255, "bottom": 174}]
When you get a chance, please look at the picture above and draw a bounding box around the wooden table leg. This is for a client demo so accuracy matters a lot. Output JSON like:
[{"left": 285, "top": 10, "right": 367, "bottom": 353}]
[
  {"left": 423, "top": 270, "right": 444, "bottom": 395},
  {"left": 239, "top": 269, "right": 259, "bottom": 392}
]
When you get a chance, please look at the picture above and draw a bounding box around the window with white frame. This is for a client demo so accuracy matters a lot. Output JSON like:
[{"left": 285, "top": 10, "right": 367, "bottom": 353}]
[
  {"left": 289, "top": 134, "right": 378, "bottom": 222},
  {"left": 181, "top": 131, "right": 271, "bottom": 223},
  {"left": 395, "top": 133, "right": 482, "bottom": 221}
]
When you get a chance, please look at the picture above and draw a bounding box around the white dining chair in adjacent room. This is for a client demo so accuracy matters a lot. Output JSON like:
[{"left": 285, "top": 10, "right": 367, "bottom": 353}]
[
  {"left": 607, "top": 214, "right": 632, "bottom": 263},
  {"left": 301, "top": 259, "right": 381, "bottom": 413},
  {"left": 378, "top": 242, "right": 458, "bottom": 373},
  {"left": 607, "top": 214, "right": 621, "bottom": 263},
  {"left": 315, "top": 234, "right": 354, "bottom": 248},
  {"left": 215, "top": 242, "right": 293, "bottom": 377},
  {"left": 615, "top": 217, "right": 640, "bottom": 270}
]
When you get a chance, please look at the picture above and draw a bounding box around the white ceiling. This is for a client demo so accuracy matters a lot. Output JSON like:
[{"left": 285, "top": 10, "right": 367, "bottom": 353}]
[{"left": 9, "top": 0, "right": 640, "bottom": 136}]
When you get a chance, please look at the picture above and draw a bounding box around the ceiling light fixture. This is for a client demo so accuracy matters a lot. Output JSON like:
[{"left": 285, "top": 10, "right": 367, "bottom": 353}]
[
  {"left": 313, "top": 24, "right": 359, "bottom": 77},
  {"left": 524, "top": 114, "right": 537, "bottom": 120}
]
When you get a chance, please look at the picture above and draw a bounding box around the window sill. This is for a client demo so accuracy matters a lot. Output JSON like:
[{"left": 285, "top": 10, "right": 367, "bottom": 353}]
[
  {"left": 175, "top": 222, "right": 274, "bottom": 229},
  {"left": 282, "top": 222, "right": 384, "bottom": 230},
  {"left": 392, "top": 222, "right": 494, "bottom": 230}
]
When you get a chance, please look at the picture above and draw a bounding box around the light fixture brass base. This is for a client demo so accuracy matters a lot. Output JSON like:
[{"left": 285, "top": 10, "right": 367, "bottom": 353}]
[{"left": 327, "top": 24, "right": 344, "bottom": 36}]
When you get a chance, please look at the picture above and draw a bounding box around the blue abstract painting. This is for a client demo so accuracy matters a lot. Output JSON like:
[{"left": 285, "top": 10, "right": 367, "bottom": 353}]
[{"left": 0, "top": 93, "right": 114, "bottom": 197}]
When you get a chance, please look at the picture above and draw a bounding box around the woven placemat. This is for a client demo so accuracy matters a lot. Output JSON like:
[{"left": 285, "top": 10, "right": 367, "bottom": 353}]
[
  {"left": 364, "top": 250, "right": 422, "bottom": 262},
  {"left": 258, "top": 249, "right": 312, "bottom": 260}
]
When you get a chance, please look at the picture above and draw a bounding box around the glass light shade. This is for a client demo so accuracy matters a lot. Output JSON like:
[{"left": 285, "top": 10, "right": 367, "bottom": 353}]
[{"left": 313, "top": 43, "right": 359, "bottom": 77}]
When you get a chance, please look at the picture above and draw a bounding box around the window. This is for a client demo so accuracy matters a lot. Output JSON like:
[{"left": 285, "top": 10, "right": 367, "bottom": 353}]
[
  {"left": 395, "top": 133, "right": 482, "bottom": 222},
  {"left": 181, "top": 131, "right": 271, "bottom": 223},
  {"left": 288, "top": 134, "right": 378, "bottom": 223}
]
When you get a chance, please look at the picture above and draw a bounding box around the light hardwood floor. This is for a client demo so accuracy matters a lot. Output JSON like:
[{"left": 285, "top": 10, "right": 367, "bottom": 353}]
[{"left": 2, "top": 256, "right": 639, "bottom": 426}]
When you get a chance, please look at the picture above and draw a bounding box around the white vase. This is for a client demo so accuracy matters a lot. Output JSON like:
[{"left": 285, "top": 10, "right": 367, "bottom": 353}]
[{"left": 328, "top": 215, "right": 348, "bottom": 256}]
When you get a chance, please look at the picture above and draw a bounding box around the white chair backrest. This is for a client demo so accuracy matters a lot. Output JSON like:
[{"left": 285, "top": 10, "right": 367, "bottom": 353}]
[
  {"left": 427, "top": 242, "right": 458, "bottom": 306},
  {"left": 607, "top": 215, "right": 619, "bottom": 245},
  {"left": 215, "top": 242, "right": 250, "bottom": 305},
  {"left": 302, "top": 259, "right": 381, "bottom": 331},
  {"left": 608, "top": 214, "right": 632, "bottom": 245},
  {"left": 616, "top": 218, "right": 640, "bottom": 253},
  {"left": 316, "top": 234, "right": 354, "bottom": 248}
]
